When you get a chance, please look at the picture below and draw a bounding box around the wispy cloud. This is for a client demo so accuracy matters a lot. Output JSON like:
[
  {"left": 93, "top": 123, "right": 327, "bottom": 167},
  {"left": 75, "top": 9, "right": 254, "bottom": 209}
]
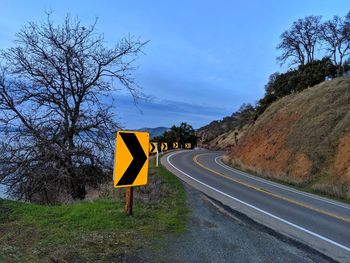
[{"left": 113, "top": 95, "right": 231, "bottom": 129}]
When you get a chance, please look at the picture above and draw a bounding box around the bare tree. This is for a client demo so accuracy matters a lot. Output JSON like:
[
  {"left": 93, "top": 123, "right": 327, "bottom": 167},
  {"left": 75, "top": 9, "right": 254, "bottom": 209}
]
[
  {"left": 264, "top": 72, "right": 279, "bottom": 94},
  {"left": 345, "top": 11, "right": 350, "bottom": 30},
  {"left": 0, "top": 14, "right": 147, "bottom": 204},
  {"left": 320, "top": 15, "right": 350, "bottom": 75},
  {"left": 277, "top": 16, "right": 322, "bottom": 66}
]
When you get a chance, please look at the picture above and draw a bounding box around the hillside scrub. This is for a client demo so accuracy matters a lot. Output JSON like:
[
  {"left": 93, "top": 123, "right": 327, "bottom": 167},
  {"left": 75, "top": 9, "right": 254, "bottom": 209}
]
[
  {"left": 197, "top": 103, "right": 254, "bottom": 147},
  {"left": 197, "top": 10, "right": 350, "bottom": 201},
  {"left": 197, "top": 59, "right": 337, "bottom": 149},
  {"left": 225, "top": 78, "right": 350, "bottom": 200},
  {"left": 254, "top": 58, "right": 337, "bottom": 119}
]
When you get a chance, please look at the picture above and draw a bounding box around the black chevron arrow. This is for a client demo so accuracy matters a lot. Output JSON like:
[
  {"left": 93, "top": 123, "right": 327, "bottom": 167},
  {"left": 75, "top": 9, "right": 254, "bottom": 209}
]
[
  {"left": 117, "top": 132, "right": 147, "bottom": 186},
  {"left": 150, "top": 143, "right": 156, "bottom": 153}
]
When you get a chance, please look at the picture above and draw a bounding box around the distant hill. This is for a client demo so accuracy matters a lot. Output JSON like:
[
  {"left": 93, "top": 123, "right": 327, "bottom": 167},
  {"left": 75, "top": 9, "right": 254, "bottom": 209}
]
[
  {"left": 196, "top": 103, "right": 254, "bottom": 149},
  {"left": 137, "top": 127, "right": 169, "bottom": 138}
]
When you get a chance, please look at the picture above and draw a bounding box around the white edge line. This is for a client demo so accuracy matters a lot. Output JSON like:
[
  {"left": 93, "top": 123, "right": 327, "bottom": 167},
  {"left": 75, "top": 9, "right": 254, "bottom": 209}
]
[
  {"left": 166, "top": 152, "right": 350, "bottom": 253},
  {"left": 213, "top": 156, "right": 350, "bottom": 211}
]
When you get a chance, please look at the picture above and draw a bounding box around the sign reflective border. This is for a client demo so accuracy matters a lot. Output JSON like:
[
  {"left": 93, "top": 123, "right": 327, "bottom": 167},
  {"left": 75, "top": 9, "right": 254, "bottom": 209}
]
[
  {"left": 113, "top": 131, "right": 149, "bottom": 188},
  {"left": 150, "top": 142, "right": 158, "bottom": 154},
  {"left": 173, "top": 142, "right": 179, "bottom": 149}
]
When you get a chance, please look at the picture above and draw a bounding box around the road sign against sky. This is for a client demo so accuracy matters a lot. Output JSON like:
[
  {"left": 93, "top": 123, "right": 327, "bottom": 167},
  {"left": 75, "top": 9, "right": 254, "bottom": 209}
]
[
  {"left": 0, "top": 0, "right": 349, "bottom": 128},
  {"left": 113, "top": 131, "right": 149, "bottom": 188}
]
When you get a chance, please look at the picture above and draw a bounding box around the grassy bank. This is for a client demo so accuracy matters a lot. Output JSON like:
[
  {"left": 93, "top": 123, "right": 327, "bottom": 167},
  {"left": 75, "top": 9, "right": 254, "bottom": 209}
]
[
  {"left": 0, "top": 160, "right": 188, "bottom": 262},
  {"left": 222, "top": 158, "right": 350, "bottom": 205}
]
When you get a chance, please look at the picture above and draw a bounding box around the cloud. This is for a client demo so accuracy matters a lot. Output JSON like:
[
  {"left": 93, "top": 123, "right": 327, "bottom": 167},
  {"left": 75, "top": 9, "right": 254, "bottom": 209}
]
[{"left": 112, "top": 95, "right": 231, "bottom": 129}]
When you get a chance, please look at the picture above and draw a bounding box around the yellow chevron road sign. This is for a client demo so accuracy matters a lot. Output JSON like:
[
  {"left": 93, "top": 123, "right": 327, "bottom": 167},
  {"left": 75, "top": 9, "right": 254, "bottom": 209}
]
[
  {"left": 113, "top": 131, "right": 149, "bottom": 188},
  {"left": 161, "top": 142, "right": 168, "bottom": 151},
  {"left": 185, "top": 143, "right": 191, "bottom": 149},
  {"left": 149, "top": 142, "right": 158, "bottom": 154}
]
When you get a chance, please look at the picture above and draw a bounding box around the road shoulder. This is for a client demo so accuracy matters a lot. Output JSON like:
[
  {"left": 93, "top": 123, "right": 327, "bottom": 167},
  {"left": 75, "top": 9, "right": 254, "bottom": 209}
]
[{"left": 134, "top": 179, "right": 334, "bottom": 262}]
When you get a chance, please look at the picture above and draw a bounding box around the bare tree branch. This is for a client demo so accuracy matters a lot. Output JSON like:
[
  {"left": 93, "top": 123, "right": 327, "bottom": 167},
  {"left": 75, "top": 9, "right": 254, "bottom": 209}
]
[
  {"left": 0, "top": 13, "right": 147, "bottom": 204},
  {"left": 320, "top": 15, "right": 350, "bottom": 75},
  {"left": 277, "top": 16, "right": 322, "bottom": 67}
]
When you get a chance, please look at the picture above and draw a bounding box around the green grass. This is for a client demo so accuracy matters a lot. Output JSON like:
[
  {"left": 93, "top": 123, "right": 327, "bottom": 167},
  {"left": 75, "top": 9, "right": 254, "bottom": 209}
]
[{"left": 0, "top": 162, "right": 188, "bottom": 262}]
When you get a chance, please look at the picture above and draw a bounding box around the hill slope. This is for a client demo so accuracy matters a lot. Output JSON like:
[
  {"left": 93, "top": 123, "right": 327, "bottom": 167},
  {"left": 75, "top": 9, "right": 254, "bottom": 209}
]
[
  {"left": 223, "top": 78, "right": 350, "bottom": 200},
  {"left": 196, "top": 104, "right": 254, "bottom": 149}
]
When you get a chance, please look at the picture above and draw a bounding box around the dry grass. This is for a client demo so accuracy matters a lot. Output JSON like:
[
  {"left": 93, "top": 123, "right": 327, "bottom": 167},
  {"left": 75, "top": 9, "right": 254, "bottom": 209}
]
[
  {"left": 223, "top": 77, "right": 350, "bottom": 200},
  {"left": 86, "top": 167, "right": 171, "bottom": 204},
  {"left": 311, "top": 183, "right": 349, "bottom": 200}
]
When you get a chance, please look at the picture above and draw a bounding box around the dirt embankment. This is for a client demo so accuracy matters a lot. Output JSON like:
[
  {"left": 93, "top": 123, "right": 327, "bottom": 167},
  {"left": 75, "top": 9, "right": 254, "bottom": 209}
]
[{"left": 225, "top": 78, "right": 350, "bottom": 200}]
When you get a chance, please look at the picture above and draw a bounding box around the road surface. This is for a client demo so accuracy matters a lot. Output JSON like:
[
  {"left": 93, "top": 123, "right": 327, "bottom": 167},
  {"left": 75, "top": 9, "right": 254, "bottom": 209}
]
[{"left": 162, "top": 150, "right": 350, "bottom": 262}]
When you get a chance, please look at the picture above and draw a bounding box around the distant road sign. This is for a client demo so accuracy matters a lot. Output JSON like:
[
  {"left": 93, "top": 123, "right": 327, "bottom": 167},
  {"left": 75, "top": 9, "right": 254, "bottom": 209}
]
[
  {"left": 185, "top": 143, "right": 191, "bottom": 149},
  {"left": 113, "top": 131, "right": 149, "bottom": 188},
  {"left": 161, "top": 142, "right": 168, "bottom": 151},
  {"left": 173, "top": 142, "right": 179, "bottom": 149},
  {"left": 150, "top": 142, "right": 158, "bottom": 153}
]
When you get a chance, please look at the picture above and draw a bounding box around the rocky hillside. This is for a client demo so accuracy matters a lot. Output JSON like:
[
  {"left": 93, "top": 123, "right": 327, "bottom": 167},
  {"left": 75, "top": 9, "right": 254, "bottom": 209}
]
[{"left": 223, "top": 77, "right": 350, "bottom": 199}]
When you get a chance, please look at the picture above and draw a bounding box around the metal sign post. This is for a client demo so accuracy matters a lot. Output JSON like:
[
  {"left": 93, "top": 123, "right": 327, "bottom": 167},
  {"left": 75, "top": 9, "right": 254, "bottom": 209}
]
[{"left": 156, "top": 149, "right": 159, "bottom": 167}]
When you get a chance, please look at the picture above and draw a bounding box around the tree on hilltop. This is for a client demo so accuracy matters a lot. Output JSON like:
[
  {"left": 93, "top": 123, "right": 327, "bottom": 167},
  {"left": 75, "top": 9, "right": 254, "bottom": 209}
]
[
  {"left": 277, "top": 16, "right": 322, "bottom": 66},
  {"left": 320, "top": 15, "right": 350, "bottom": 75}
]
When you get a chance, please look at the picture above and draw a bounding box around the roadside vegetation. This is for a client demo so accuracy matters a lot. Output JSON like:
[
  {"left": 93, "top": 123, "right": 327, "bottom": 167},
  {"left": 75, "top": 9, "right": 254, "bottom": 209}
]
[
  {"left": 153, "top": 122, "right": 197, "bottom": 149},
  {"left": 198, "top": 10, "right": 350, "bottom": 143},
  {"left": 0, "top": 13, "right": 189, "bottom": 263},
  {"left": 0, "top": 13, "right": 147, "bottom": 204},
  {"left": 197, "top": 10, "right": 350, "bottom": 201},
  {"left": 0, "top": 160, "right": 188, "bottom": 262},
  {"left": 225, "top": 77, "right": 350, "bottom": 201},
  {"left": 222, "top": 154, "right": 350, "bottom": 205},
  {"left": 197, "top": 103, "right": 255, "bottom": 147}
]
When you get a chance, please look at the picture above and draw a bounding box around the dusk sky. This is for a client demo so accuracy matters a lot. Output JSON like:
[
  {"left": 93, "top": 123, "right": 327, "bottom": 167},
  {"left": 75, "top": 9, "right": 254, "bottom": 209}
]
[{"left": 1, "top": 1, "right": 349, "bottom": 129}]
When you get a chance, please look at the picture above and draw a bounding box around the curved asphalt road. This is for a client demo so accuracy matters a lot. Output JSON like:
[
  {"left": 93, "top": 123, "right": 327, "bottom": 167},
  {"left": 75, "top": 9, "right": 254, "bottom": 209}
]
[{"left": 161, "top": 149, "right": 350, "bottom": 262}]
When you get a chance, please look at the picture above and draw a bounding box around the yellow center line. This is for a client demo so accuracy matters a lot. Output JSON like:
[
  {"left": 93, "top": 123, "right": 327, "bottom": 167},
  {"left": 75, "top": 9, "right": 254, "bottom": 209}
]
[{"left": 193, "top": 153, "right": 350, "bottom": 223}]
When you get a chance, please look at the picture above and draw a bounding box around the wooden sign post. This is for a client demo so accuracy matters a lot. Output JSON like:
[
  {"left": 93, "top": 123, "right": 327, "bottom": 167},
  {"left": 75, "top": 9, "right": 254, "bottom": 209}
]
[
  {"left": 113, "top": 131, "right": 149, "bottom": 216},
  {"left": 125, "top": 187, "right": 133, "bottom": 216}
]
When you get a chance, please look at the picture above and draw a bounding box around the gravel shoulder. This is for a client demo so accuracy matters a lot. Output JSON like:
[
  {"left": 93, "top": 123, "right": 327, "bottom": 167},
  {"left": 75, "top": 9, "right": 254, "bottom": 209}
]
[{"left": 131, "top": 182, "right": 335, "bottom": 263}]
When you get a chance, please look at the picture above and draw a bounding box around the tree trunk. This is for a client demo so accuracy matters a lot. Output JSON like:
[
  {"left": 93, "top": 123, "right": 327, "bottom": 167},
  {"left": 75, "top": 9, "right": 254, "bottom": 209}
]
[{"left": 70, "top": 175, "right": 87, "bottom": 200}]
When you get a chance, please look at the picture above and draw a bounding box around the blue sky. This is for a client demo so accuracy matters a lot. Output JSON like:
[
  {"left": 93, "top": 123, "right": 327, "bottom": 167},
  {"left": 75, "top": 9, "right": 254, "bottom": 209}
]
[{"left": 1, "top": 1, "right": 349, "bottom": 129}]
